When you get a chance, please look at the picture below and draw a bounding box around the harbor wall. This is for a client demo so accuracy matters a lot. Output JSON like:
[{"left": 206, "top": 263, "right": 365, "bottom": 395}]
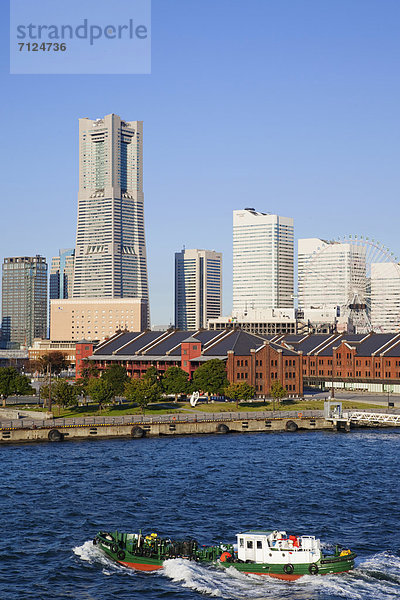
[{"left": 0, "top": 413, "right": 335, "bottom": 444}]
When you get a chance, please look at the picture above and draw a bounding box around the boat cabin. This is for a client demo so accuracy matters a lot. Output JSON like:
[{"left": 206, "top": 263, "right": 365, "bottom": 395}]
[{"left": 236, "top": 530, "right": 322, "bottom": 564}]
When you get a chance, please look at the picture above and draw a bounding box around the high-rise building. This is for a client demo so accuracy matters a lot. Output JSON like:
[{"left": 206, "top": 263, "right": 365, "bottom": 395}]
[
  {"left": 298, "top": 238, "right": 366, "bottom": 311},
  {"left": 232, "top": 208, "right": 294, "bottom": 314},
  {"left": 1, "top": 256, "right": 47, "bottom": 348},
  {"left": 175, "top": 248, "right": 222, "bottom": 330},
  {"left": 72, "top": 113, "right": 149, "bottom": 323},
  {"left": 50, "top": 248, "right": 75, "bottom": 300},
  {"left": 370, "top": 262, "right": 400, "bottom": 333}
]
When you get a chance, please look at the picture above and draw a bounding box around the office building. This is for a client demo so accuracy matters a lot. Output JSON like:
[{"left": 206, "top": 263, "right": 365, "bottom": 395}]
[
  {"left": 370, "top": 262, "right": 400, "bottom": 333},
  {"left": 232, "top": 209, "right": 294, "bottom": 314},
  {"left": 50, "top": 297, "right": 147, "bottom": 342},
  {"left": 298, "top": 238, "right": 367, "bottom": 311},
  {"left": 72, "top": 113, "right": 149, "bottom": 323},
  {"left": 1, "top": 256, "right": 47, "bottom": 348},
  {"left": 50, "top": 248, "right": 75, "bottom": 299},
  {"left": 175, "top": 248, "right": 222, "bottom": 330}
]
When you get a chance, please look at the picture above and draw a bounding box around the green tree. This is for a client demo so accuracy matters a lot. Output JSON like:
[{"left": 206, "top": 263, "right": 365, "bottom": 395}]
[
  {"left": 124, "top": 377, "right": 163, "bottom": 413},
  {"left": 225, "top": 382, "right": 255, "bottom": 408},
  {"left": 0, "top": 367, "right": 34, "bottom": 408},
  {"left": 162, "top": 366, "right": 189, "bottom": 402},
  {"left": 52, "top": 379, "right": 78, "bottom": 411},
  {"left": 87, "top": 378, "right": 114, "bottom": 410},
  {"left": 102, "top": 364, "right": 128, "bottom": 401},
  {"left": 143, "top": 366, "right": 159, "bottom": 385},
  {"left": 270, "top": 380, "right": 287, "bottom": 410},
  {"left": 191, "top": 359, "right": 228, "bottom": 401}
]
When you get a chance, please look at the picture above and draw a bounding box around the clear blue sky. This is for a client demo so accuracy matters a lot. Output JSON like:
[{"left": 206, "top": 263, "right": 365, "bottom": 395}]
[{"left": 1, "top": 0, "right": 399, "bottom": 325}]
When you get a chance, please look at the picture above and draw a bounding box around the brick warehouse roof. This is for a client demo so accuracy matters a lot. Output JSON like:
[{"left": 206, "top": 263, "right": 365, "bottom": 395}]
[
  {"left": 89, "top": 328, "right": 297, "bottom": 362},
  {"left": 89, "top": 330, "right": 400, "bottom": 363}
]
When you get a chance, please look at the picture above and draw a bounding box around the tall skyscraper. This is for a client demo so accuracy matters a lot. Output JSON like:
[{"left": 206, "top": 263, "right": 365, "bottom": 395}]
[
  {"left": 50, "top": 248, "right": 75, "bottom": 300},
  {"left": 175, "top": 248, "right": 222, "bottom": 330},
  {"left": 1, "top": 256, "right": 47, "bottom": 348},
  {"left": 298, "top": 238, "right": 366, "bottom": 311},
  {"left": 232, "top": 208, "right": 294, "bottom": 314},
  {"left": 72, "top": 113, "right": 149, "bottom": 323}
]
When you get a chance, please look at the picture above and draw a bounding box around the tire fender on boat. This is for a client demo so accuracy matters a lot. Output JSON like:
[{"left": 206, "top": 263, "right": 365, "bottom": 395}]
[
  {"left": 111, "top": 544, "right": 119, "bottom": 554},
  {"left": 309, "top": 563, "right": 319, "bottom": 575},
  {"left": 283, "top": 563, "right": 294, "bottom": 574},
  {"left": 117, "top": 550, "right": 126, "bottom": 561}
]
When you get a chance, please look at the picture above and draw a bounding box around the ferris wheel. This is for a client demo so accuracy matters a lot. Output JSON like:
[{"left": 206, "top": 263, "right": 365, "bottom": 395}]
[{"left": 298, "top": 235, "right": 400, "bottom": 333}]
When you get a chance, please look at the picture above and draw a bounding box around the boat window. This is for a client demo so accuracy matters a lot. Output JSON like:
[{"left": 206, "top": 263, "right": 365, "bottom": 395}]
[
  {"left": 239, "top": 538, "right": 244, "bottom": 547},
  {"left": 257, "top": 541, "right": 262, "bottom": 549},
  {"left": 247, "top": 541, "right": 253, "bottom": 549}
]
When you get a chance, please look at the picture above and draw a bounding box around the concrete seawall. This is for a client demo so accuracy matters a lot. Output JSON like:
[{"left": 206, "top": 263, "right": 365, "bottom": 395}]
[{"left": 0, "top": 411, "right": 335, "bottom": 444}]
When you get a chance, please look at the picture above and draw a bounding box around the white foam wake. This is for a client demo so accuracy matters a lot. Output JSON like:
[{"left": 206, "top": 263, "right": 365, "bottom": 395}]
[{"left": 73, "top": 539, "right": 126, "bottom": 575}]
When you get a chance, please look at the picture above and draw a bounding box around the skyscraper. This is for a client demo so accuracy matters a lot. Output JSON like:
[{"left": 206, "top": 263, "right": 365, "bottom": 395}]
[
  {"left": 232, "top": 208, "right": 294, "bottom": 314},
  {"left": 72, "top": 113, "right": 149, "bottom": 323},
  {"left": 298, "top": 238, "right": 366, "bottom": 311},
  {"left": 175, "top": 248, "right": 222, "bottom": 330},
  {"left": 1, "top": 256, "right": 47, "bottom": 348},
  {"left": 50, "top": 248, "right": 75, "bottom": 300}
]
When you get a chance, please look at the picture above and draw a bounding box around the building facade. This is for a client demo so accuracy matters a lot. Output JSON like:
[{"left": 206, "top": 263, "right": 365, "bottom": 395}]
[
  {"left": 298, "top": 238, "right": 367, "bottom": 312},
  {"left": 72, "top": 113, "right": 149, "bottom": 323},
  {"left": 50, "top": 248, "right": 75, "bottom": 300},
  {"left": 175, "top": 248, "right": 222, "bottom": 330},
  {"left": 370, "top": 262, "right": 400, "bottom": 333},
  {"left": 1, "top": 256, "right": 47, "bottom": 348},
  {"left": 233, "top": 209, "right": 294, "bottom": 314},
  {"left": 50, "top": 297, "right": 148, "bottom": 342}
]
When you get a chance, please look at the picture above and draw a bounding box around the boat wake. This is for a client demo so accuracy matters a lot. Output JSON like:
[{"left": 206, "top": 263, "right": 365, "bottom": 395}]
[
  {"left": 162, "top": 552, "right": 400, "bottom": 599},
  {"left": 72, "top": 540, "right": 127, "bottom": 576}
]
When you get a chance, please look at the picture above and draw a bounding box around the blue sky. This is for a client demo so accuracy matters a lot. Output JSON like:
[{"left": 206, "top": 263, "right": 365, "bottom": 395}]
[{"left": 1, "top": 0, "right": 399, "bottom": 324}]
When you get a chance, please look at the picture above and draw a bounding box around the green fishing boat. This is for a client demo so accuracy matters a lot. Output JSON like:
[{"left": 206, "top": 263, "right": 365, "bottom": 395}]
[{"left": 93, "top": 528, "right": 356, "bottom": 580}]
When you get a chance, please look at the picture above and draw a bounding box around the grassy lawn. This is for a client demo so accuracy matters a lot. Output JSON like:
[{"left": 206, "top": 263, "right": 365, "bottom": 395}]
[{"left": 21, "top": 398, "right": 384, "bottom": 418}]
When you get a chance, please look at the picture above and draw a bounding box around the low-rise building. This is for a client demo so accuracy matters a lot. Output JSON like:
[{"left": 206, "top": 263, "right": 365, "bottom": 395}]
[{"left": 50, "top": 297, "right": 148, "bottom": 342}]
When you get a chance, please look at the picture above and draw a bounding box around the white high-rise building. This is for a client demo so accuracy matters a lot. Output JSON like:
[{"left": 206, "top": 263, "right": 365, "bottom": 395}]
[
  {"left": 370, "top": 262, "right": 400, "bottom": 333},
  {"left": 175, "top": 248, "right": 222, "bottom": 330},
  {"left": 298, "top": 238, "right": 367, "bottom": 311},
  {"left": 232, "top": 209, "right": 294, "bottom": 314},
  {"left": 72, "top": 114, "right": 149, "bottom": 323}
]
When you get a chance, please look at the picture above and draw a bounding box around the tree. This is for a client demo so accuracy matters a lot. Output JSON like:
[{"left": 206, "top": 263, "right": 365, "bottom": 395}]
[
  {"left": 34, "top": 352, "right": 70, "bottom": 411},
  {"left": 0, "top": 367, "right": 34, "bottom": 408},
  {"left": 225, "top": 382, "right": 255, "bottom": 408},
  {"left": 102, "top": 364, "right": 128, "bottom": 401},
  {"left": 191, "top": 359, "right": 228, "bottom": 401},
  {"left": 162, "top": 366, "right": 189, "bottom": 402},
  {"left": 52, "top": 379, "right": 78, "bottom": 411},
  {"left": 87, "top": 378, "right": 114, "bottom": 410},
  {"left": 124, "top": 377, "right": 163, "bottom": 413},
  {"left": 270, "top": 380, "right": 287, "bottom": 410},
  {"left": 143, "top": 366, "right": 159, "bottom": 386}
]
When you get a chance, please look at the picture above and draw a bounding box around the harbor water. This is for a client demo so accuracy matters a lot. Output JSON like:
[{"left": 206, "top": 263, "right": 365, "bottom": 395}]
[{"left": 0, "top": 429, "right": 399, "bottom": 599}]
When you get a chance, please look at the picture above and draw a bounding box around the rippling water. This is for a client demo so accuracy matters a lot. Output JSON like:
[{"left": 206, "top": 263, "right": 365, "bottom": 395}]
[{"left": 1, "top": 429, "right": 399, "bottom": 599}]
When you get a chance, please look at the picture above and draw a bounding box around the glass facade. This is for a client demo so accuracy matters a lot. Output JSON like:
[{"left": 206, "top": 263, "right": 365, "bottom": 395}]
[{"left": 1, "top": 256, "right": 48, "bottom": 348}]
